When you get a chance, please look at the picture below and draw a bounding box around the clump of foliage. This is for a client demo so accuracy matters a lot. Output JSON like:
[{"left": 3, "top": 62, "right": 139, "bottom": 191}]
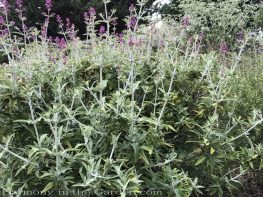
[
  {"left": 160, "top": 0, "right": 261, "bottom": 51},
  {"left": 0, "top": 0, "right": 263, "bottom": 197}
]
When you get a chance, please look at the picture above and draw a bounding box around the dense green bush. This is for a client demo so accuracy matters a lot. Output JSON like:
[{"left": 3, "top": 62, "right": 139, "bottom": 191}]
[
  {"left": 160, "top": 0, "right": 260, "bottom": 51},
  {"left": 0, "top": 0, "right": 263, "bottom": 197}
]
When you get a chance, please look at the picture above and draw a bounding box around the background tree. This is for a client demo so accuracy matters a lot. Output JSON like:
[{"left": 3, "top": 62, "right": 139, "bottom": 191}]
[{"left": 9, "top": 0, "right": 155, "bottom": 38}]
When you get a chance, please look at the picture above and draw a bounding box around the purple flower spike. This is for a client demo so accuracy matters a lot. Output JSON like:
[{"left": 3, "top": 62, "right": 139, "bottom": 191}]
[
  {"left": 66, "top": 18, "right": 71, "bottom": 30},
  {"left": 129, "top": 17, "right": 137, "bottom": 28},
  {"left": 45, "top": 0, "right": 52, "bottom": 11},
  {"left": 56, "top": 14, "right": 63, "bottom": 27},
  {"left": 16, "top": 0, "right": 23, "bottom": 8},
  {"left": 182, "top": 16, "right": 190, "bottom": 28},
  {"left": 84, "top": 12, "right": 89, "bottom": 20},
  {"left": 55, "top": 37, "right": 67, "bottom": 50},
  {"left": 0, "top": 16, "right": 4, "bottom": 25},
  {"left": 220, "top": 42, "right": 229, "bottom": 54},
  {"left": 1, "top": 0, "right": 9, "bottom": 15},
  {"left": 10, "top": 21, "right": 15, "bottom": 26},
  {"left": 129, "top": 4, "right": 135, "bottom": 12},
  {"left": 112, "top": 19, "right": 117, "bottom": 26},
  {"left": 0, "top": 28, "right": 9, "bottom": 37},
  {"left": 89, "top": 7, "right": 96, "bottom": 16},
  {"left": 22, "top": 24, "right": 27, "bottom": 32},
  {"left": 99, "top": 25, "right": 106, "bottom": 34}
]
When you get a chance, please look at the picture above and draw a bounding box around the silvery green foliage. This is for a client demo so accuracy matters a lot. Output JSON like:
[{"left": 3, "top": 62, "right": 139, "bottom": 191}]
[
  {"left": 179, "top": 0, "right": 259, "bottom": 46},
  {"left": 0, "top": 1, "right": 263, "bottom": 197}
]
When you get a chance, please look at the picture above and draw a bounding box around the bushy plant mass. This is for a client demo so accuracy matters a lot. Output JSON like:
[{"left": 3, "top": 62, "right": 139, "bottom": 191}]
[{"left": 0, "top": 0, "right": 263, "bottom": 196}]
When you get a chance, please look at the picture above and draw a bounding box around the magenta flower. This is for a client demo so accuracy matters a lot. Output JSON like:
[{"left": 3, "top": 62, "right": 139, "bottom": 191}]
[
  {"left": 48, "top": 36, "right": 53, "bottom": 42},
  {"left": 16, "top": 0, "right": 23, "bottom": 8},
  {"left": 22, "top": 24, "right": 27, "bottom": 32},
  {"left": 1, "top": 0, "right": 9, "bottom": 15},
  {"left": 99, "top": 25, "right": 106, "bottom": 34},
  {"left": 182, "top": 16, "right": 190, "bottom": 28},
  {"left": 66, "top": 18, "right": 71, "bottom": 30},
  {"left": 59, "top": 38, "right": 67, "bottom": 50},
  {"left": 84, "top": 12, "right": 89, "bottom": 20},
  {"left": 0, "top": 16, "right": 4, "bottom": 25},
  {"left": 10, "top": 21, "right": 15, "bottom": 26},
  {"left": 128, "top": 37, "right": 142, "bottom": 47},
  {"left": 45, "top": 0, "right": 52, "bottom": 11},
  {"left": 41, "top": 26, "right": 47, "bottom": 38},
  {"left": 129, "top": 4, "right": 135, "bottom": 12},
  {"left": 112, "top": 19, "right": 117, "bottom": 26},
  {"left": 129, "top": 17, "right": 137, "bottom": 28},
  {"left": 115, "top": 32, "right": 124, "bottom": 44},
  {"left": 55, "top": 37, "right": 67, "bottom": 50},
  {"left": 0, "top": 28, "right": 9, "bottom": 37},
  {"left": 56, "top": 14, "right": 63, "bottom": 27},
  {"left": 89, "top": 7, "right": 96, "bottom": 16},
  {"left": 69, "top": 23, "right": 76, "bottom": 40},
  {"left": 220, "top": 42, "right": 229, "bottom": 54}
]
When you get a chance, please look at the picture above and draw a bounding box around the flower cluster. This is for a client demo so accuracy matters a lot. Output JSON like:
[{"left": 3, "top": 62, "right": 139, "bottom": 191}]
[
  {"left": 128, "top": 17, "right": 137, "bottom": 29},
  {"left": 220, "top": 42, "right": 229, "bottom": 54},
  {"left": 0, "top": 16, "right": 4, "bottom": 25},
  {"left": 129, "top": 4, "right": 136, "bottom": 12},
  {"left": 84, "top": 7, "right": 96, "bottom": 21},
  {"left": 54, "top": 37, "right": 67, "bottom": 50},
  {"left": 182, "top": 16, "right": 190, "bottom": 29},
  {"left": 128, "top": 36, "right": 143, "bottom": 47},
  {"left": 45, "top": 0, "right": 52, "bottom": 11},
  {"left": 56, "top": 14, "right": 63, "bottom": 28},
  {"left": 115, "top": 32, "right": 124, "bottom": 44},
  {"left": 0, "top": 0, "right": 9, "bottom": 15},
  {"left": 99, "top": 25, "right": 106, "bottom": 34},
  {"left": 16, "top": 0, "right": 23, "bottom": 9}
]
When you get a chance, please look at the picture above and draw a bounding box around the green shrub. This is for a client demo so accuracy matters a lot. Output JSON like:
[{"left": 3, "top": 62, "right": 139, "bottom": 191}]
[
  {"left": 178, "top": 0, "right": 259, "bottom": 50},
  {"left": 0, "top": 1, "right": 263, "bottom": 197}
]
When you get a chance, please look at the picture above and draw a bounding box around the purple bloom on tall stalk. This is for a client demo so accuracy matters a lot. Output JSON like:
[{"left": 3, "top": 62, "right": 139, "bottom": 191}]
[
  {"left": 112, "top": 19, "right": 117, "bottom": 26},
  {"left": 0, "top": 16, "right": 4, "bottom": 25},
  {"left": 115, "top": 32, "right": 124, "bottom": 44},
  {"left": 69, "top": 24, "right": 76, "bottom": 40},
  {"left": 66, "top": 18, "right": 71, "bottom": 30},
  {"left": 48, "top": 36, "right": 53, "bottom": 42},
  {"left": 84, "top": 12, "right": 89, "bottom": 20},
  {"left": 16, "top": 0, "right": 23, "bottom": 8},
  {"left": 89, "top": 7, "right": 96, "bottom": 16},
  {"left": 220, "top": 42, "right": 229, "bottom": 54},
  {"left": 129, "top": 17, "right": 137, "bottom": 28},
  {"left": 128, "top": 37, "right": 142, "bottom": 47},
  {"left": 0, "top": 0, "right": 9, "bottom": 15},
  {"left": 10, "top": 21, "right": 15, "bottom": 26},
  {"left": 99, "top": 25, "right": 106, "bottom": 34},
  {"left": 129, "top": 4, "right": 135, "bottom": 12},
  {"left": 0, "top": 28, "right": 9, "bottom": 37},
  {"left": 22, "top": 24, "right": 27, "bottom": 32},
  {"left": 182, "top": 16, "right": 190, "bottom": 28},
  {"left": 45, "top": 0, "right": 52, "bottom": 11},
  {"left": 55, "top": 37, "right": 67, "bottom": 50},
  {"left": 56, "top": 14, "right": 63, "bottom": 27},
  {"left": 41, "top": 26, "right": 47, "bottom": 38}
]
